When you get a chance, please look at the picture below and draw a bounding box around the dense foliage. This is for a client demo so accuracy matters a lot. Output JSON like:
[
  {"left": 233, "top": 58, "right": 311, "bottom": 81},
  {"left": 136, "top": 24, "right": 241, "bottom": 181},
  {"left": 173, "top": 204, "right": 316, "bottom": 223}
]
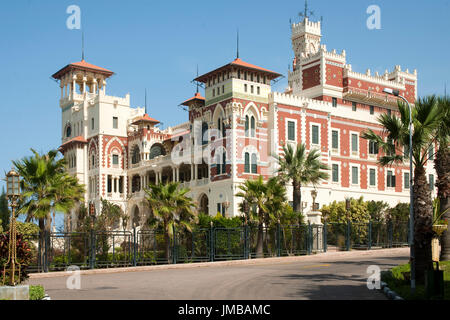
[{"left": 0, "top": 232, "right": 33, "bottom": 284}]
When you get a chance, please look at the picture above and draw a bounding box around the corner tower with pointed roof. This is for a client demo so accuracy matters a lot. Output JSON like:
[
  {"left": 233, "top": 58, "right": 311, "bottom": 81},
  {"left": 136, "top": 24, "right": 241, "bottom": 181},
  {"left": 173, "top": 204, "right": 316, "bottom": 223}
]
[
  {"left": 190, "top": 57, "right": 281, "bottom": 216},
  {"left": 52, "top": 59, "right": 142, "bottom": 228}
]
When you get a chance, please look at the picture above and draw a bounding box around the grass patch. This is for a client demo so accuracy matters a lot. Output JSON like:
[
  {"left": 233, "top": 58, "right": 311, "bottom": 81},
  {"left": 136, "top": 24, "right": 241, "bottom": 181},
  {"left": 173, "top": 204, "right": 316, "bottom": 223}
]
[
  {"left": 29, "top": 285, "right": 45, "bottom": 300},
  {"left": 381, "top": 261, "right": 450, "bottom": 300}
]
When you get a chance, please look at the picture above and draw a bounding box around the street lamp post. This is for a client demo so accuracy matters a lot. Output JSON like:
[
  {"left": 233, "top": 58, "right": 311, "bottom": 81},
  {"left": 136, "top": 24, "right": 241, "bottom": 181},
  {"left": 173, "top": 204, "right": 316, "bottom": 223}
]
[
  {"left": 2, "top": 168, "right": 21, "bottom": 286},
  {"left": 383, "top": 88, "right": 415, "bottom": 293}
]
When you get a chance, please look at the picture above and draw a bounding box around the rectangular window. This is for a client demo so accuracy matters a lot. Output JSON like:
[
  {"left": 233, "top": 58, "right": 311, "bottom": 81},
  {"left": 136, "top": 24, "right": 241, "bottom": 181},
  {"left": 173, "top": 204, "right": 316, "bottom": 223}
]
[
  {"left": 387, "top": 109, "right": 392, "bottom": 116},
  {"left": 287, "top": 121, "right": 295, "bottom": 141},
  {"left": 222, "top": 85, "right": 225, "bottom": 94},
  {"left": 369, "top": 169, "right": 376, "bottom": 186},
  {"left": 251, "top": 85, "right": 254, "bottom": 94},
  {"left": 112, "top": 154, "right": 119, "bottom": 166},
  {"left": 387, "top": 170, "right": 396, "bottom": 188},
  {"left": 212, "top": 88, "right": 215, "bottom": 97},
  {"left": 332, "top": 164, "right": 339, "bottom": 182},
  {"left": 429, "top": 174, "right": 434, "bottom": 190},
  {"left": 352, "top": 102, "right": 357, "bottom": 111},
  {"left": 119, "top": 176, "right": 124, "bottom": 194},
  {"left": 244, "top": 71, "right": 247, "bottom": 80},
  {"left": 370, "top": 106, "right": 374, "bottom": 115},
  {"left": 113, "top": 117, "right": 118, "bottom": 129},
  {"left": 332, "top": 97, "right": 337, "bottom": 107},
  {"left": 404, "top": 172, "right": 410, "bottom": 189},
  {"left": 332, "top": 130, "right": 339, "bottom": 150},
  {"left": 369, "top": 141, "right": 379, "bottom": 155},
  {"left": 91, "top": 118, "right": 95, "bottom": 130},
  {"left": 311, "top": 125, "right": 319, "bottom": 145},
  {"left": 257, "top": 87, "right": 260, "bottom": 95},
  {"left": 244, "top": 84, "right": 247, "bottom": 92},
  {"left": 351, "top": 134, "right": 358, "bottom": 152},
  {"left": 352, "top": 166, "right": 359, "bottom": 185}
]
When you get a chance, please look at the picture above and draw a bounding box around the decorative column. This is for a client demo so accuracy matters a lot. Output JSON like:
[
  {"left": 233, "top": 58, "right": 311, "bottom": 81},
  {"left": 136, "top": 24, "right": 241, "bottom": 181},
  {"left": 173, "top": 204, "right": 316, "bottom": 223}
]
[
  {"left": 82, "top": 76, "right": 87, "bottom": 95},
  {"left": 176, "top": 167, "right": 180, "bottom": 182}
]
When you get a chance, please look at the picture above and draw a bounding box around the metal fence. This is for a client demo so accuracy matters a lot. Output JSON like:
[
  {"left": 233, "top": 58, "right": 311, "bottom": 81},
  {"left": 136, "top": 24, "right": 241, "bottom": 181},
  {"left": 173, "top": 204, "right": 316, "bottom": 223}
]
[{"left": 21, "top": 221, "right": 409, "bottom": 273}]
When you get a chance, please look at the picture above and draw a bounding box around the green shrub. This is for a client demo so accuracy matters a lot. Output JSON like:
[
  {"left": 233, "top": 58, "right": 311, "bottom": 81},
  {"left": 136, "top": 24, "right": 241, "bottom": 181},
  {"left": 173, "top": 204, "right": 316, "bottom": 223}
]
[
  {"left": 29, "top": 285, "right": 45, "bottom": 300},
  {"left": 0, "top": 232, "right": 33, "bottom": 283}
]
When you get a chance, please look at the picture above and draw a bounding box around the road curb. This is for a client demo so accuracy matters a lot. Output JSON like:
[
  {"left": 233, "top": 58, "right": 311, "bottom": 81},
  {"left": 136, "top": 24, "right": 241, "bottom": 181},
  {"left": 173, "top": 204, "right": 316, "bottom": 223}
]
[
  {"left": 380, "top": 281, "right": 404, "bottom": 300},
  {"left": 29, "top": 247, "right": 409, "bottom": 279}
]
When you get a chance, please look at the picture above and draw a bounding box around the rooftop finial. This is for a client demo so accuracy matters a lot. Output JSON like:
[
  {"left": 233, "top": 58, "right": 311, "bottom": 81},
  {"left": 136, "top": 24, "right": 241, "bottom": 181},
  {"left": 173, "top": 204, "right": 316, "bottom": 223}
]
[
  {"left": 196, "top": 64, "right": 199, "bottom": 93},
  {"left": 298, "top": 0, "right": 314, "bottom": 20},
  {"left": 81, "top": 30, "right": 85, "bottom": 61},
  {"left": 236, "top": 28, "right": 240, "bottom": 59},
  {"left": 145, "top": 88, "right": 147, "bottom": 114}
]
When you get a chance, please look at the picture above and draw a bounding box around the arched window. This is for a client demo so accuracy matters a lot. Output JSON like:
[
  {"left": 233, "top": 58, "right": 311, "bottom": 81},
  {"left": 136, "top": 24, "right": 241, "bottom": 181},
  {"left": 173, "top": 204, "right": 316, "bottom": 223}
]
[
  {"left": 245, "top": 115, "right": 249, "bottom": 137},
  {"left": 244, "top": 152, "right": 250, "bottom": 173},
  {"left": 149, "top": 144, "right": 165, "bottom": 160},
  {"left": 222, "top": 151, "right": 226, "bottom": 174},
  {"left": 66, "top": 125, "right": 72, "bottom": 138},
  {"left": 202, "top": 122, "right": 208, "bottom": 145},
  {"left": 251, "top": 153, "right": 257, "bottom": 174},
  {"left": 250, "top": 116, "right": 255, "bottom": 137},
  {"left": 131, "top": 145, "right": 140, "bottom": 164}
]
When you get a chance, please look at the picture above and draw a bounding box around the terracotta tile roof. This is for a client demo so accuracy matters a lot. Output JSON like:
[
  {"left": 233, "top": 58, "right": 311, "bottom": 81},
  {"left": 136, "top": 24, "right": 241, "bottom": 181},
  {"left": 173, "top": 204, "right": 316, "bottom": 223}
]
[
  {"left": 52, "top": 59, "right": 114, "bottom": 79},
  {"left": 194, "top": 58, "right": 281, "bottom": 83},
  {"left": 181, "top": 92, "right": 205, "bottom": 106},
  {"left": 59, "top": 136, "right": 88, "bottom": 151},
  {"left": 131, "top": 113, "right": 160, "bottom": 125}
]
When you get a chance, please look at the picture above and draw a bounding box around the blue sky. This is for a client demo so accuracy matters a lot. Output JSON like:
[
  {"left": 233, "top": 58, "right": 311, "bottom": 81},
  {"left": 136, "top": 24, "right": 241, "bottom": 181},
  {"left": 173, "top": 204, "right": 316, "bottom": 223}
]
[{"left": 0, "top": 0, "right": 449, "bottom": 195}]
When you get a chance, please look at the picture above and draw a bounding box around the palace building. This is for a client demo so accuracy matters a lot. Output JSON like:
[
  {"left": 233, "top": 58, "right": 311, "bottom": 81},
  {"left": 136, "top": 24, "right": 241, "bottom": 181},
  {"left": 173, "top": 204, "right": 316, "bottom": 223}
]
[{"left": 53, "top": 14, "right": 436, "bottom": 229}]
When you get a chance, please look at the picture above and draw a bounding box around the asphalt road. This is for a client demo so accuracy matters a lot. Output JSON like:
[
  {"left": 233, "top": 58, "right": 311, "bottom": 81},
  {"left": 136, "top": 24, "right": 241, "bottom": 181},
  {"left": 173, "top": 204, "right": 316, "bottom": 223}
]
[{"left": 26, "top": 249, "right": 409, "bottom": 300}]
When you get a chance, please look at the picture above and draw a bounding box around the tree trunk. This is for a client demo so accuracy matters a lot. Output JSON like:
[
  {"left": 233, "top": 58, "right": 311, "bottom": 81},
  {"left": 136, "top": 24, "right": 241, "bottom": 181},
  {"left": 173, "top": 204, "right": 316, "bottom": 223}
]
[
  {"left": 165, "top": 232, "right": 171, "bottom": 264},
  {"left": 435, "top": 147, "right": 450, "bottom": 260},
  {"left": 255, "top": 210, "right": 264, "bottom": 258},
  {"left": 413, "top": 166, "right": 433, "bottom": 283},
  {"left": 44, "top": 214, "right": 52, "bottom": 272},
  {"left": 293, "top": 180, "right": 301, "bottom": 213},
  {"left": 38, "top": 218, "right": 45, "bottom": 272}
]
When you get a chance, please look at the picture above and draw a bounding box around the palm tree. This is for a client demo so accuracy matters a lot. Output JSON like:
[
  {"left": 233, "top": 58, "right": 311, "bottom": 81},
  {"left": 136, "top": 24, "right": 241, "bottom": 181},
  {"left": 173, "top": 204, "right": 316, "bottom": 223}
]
[
  {"left": 435, "top": 96, "right": 450, "bottom": 260},
  {"left": 362, "top": 96, "right": 442, "bottom": 281},
  {"left": 144, "top": 182, "right": 196, "bottom": 263},
  {"left": 276, "top": 143, "right": 329, "bottom": 213},
  {"left": 13, "top": 149, "right": 85, "bottom": 271},
  {"left": 236, "top": 176, "right": 268, "bottom": 258}
]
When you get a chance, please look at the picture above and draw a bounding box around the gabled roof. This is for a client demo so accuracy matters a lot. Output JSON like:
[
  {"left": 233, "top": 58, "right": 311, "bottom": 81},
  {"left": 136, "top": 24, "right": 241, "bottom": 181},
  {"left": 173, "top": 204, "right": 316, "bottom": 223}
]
[
  {"left": 131, "top": 113, "right": 160, "bottom": 125},
  {"left": 52, "top": 59, "right": 114, "bottom": 80},
  {"left": 194, "top": 58, "right": 281, "bottom": 83},
  {"left": 180, "top": 92, "right": 205, "bottom": 106},
  {"left": 59, "top": 136, "right": 88, "bottom": 152}
]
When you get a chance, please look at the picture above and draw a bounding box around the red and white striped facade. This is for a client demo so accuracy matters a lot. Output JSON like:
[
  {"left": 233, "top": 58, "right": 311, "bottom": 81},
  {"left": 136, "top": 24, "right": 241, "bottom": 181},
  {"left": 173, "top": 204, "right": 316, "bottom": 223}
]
[{"left": 54, "top": 17, "right": 436, "bottom": 228}]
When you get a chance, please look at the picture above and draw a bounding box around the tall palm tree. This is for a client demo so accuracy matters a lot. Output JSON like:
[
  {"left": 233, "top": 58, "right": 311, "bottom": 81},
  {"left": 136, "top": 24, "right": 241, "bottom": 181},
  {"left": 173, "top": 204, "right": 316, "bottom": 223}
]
[
  {"left": 276, "top": 143, "right": 329, "bottom": 213},
  {"left": 362, "top": 96, "right": 442, "bottom": 281},
  {"left": 13, "top": 149, "right": 85, "bottom": 271},
  {"left": 236, "top": 176, "right": 268, "bottom": 258},
  {"left": 144, "top": 182, "right": 196, "bottom": 263},
  {"left": 435, "top": 96, "right": 450, "bottom": 260}
]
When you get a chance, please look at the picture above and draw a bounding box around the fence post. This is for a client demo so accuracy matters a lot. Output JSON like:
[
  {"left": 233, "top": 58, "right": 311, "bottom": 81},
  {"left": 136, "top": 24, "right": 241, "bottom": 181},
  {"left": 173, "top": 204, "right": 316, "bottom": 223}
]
[
  {"left": 133, "top": 227, "right": 137, "bottom": 267},
  {"left": 307, "top": 222, "right": 312, "bottom": 255},
  {"left": 276, "top": 221, "right": 281, "bottom": 257},
  {"left": 368, "top": 221, "right": 372, "bottom": 250},
  {"left": 172, "top": 224, "right": 177, "bottom": 264},
  {"left": 346, "top": 221, "right": 351, "bottom": 251},
  {"left": 209, "top": 221, "right": 214, "bottom": 262},
  {"left": 323, "top": 222, "right": 327, "bottom": 252},
  {"left": 90, "top": 228, "right": 95, "bottom": 269},
  {"left": 388, "top": 220, "right": 393, "bottom": 248}
]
